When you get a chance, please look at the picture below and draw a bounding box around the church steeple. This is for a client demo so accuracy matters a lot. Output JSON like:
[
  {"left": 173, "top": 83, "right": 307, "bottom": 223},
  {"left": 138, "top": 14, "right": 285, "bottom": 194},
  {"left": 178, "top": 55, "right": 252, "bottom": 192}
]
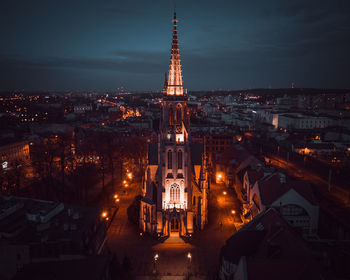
[{"left": 167, "top": 12, "right": 184, "bottom": 96}]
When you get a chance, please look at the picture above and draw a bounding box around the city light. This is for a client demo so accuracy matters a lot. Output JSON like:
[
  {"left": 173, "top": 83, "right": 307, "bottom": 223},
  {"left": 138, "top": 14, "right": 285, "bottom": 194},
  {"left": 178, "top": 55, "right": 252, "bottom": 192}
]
[
  {"left": 216, "top": 172, "right": 224, "bottom": 183},
  {"left": 127, "top": 172, "right": 133, "bottom": 180},
  {"left": 123, "top": 180, "right": 127, "bottom": 185},
  {"left": 154, "top": 253, "right": 159, "bottom": 261},
  {"left": 223, "top": 191, "right": 227, "bottom": 196},
  {"left": 187, "top": 252, "right": 192, "bottom": 260},
  {"left": 115, "top": 198, "right": 120, "bottom": 202},
  {"left": 231, "top": 210, "right": 236, "bottom": 214},
  {"left": 114, "top": 194, "right": 118, "bottom": 199},
  {"left": 101, "top": 211, "right": 108, "bottom": 218}
]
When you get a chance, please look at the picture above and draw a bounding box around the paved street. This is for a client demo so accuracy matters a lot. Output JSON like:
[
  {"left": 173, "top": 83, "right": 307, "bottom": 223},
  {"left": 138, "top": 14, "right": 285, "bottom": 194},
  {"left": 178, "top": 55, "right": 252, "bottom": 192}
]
[{"left": 106, "top": 180, "right": 240, "bottom": 279}]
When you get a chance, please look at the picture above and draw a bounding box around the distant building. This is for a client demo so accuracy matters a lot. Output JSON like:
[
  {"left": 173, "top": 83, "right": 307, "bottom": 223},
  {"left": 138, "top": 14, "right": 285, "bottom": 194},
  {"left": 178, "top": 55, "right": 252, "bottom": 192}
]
[
  {"left": 0, "top": 140, "right": 30, "bottom": 169},
  {"left": 74, "top": 104, "right": 93, "bottom": 114},
  {"left": 0, "top": 196, "right": 106, "bottom": 280},
  {"left": 277, "top": 113, "right": 334, "bottom": 130}
]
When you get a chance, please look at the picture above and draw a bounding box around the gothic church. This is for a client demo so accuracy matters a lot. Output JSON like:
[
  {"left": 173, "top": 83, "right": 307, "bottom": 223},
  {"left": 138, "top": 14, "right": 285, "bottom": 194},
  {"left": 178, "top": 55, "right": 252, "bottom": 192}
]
[{"left": 140, "top": 12, "right": 209, "bottom": 237}]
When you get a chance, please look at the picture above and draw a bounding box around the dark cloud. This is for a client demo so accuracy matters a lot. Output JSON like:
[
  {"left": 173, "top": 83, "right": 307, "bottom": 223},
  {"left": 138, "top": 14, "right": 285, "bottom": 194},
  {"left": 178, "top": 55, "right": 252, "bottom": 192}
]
[{"left": 0, "top": 0, "right": 350, "bottom": 91}]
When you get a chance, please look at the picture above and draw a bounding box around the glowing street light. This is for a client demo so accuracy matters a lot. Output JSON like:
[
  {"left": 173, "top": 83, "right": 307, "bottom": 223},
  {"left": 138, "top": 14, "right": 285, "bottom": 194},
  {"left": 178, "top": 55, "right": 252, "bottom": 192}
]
[
  {"left": 153, "top": 253, "right": 159, "bottom": 274},
  {"left": 187, "top": 252, "right": 192, "bottom": 261},
  {"left": 115, "top": 198, "right": 120, "bottom": 203},
  {"left": 114, "top": 194, "right": 118, "bottom": 199},
  {"left": 127, "top": 172, "right": 132, "bottom": 180},
  {"left": 223, "top": 191, "right": 227, "bottom": 196},
  {"left": 123, "top": 180, "right": 127, "bottom": 185},
  {"left": 154, "top": 253, "right": 159, "bottom": 261},
  {"left": 231, "top": 210, "right": 236, "bottom": 214},
  {"left": 101, "top": 211, "right": 108, "bottom": 218}
]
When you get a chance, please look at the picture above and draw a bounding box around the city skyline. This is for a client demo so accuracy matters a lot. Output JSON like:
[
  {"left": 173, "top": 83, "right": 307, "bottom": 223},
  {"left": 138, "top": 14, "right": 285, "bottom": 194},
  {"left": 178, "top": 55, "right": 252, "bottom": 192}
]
[{"left": 1, "top": 0, "right": 350, "bottom": 91}]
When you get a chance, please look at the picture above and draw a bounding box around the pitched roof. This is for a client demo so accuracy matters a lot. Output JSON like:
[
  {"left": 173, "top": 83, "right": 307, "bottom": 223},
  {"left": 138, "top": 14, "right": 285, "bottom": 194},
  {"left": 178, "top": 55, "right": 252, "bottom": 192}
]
[
  {"left": 148, "top": 143, "right": 158, "bottom": 165},
  {"left": 190, "top": 143, "right": 203, "bottom": 165},
  {"left": 246, "top": 169, "right": 265, "bottom": 186},
  {"left": 258, "top": 174, "right": 283, "bottom": 205},
  {"left": 257, "top": 175, "right": 317, "bottom": 206},
  {"left": 222, "top": 209, "right": 316, "bottom": 267},
  {"left": 142, "top": 181, "right": 157, "bottom": 205},
  {"left": 216, "top": 144, "right": 262, "bottom": 172}
]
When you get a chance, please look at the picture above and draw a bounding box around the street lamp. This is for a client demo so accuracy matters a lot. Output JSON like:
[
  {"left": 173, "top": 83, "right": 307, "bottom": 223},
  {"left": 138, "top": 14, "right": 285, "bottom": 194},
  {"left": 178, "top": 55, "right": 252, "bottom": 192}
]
[
  {"left": 231, "top": 210, "right": 236, "bottom": 214},
  {"left": 101, "top": 211, "right": 108, "bottom": 219},
  {"left": 127, "top": 172, "right": 132, "bottom": 180},
  {"left": 187, "top": 252, "right": 192, "bottom": 277},
  {"left": 114, "top": 194, "right": 118, "bottom": 199},
  {"left": 153, "top": 253, "right": 159, "bottom": 274}
]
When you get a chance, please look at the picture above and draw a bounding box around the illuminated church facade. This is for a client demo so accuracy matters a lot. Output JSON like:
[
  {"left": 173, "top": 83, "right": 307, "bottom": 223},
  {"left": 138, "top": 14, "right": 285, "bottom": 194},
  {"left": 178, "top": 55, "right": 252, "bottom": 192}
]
[{"left": 140, "top": 12, "right": 208, "bottom": 237}]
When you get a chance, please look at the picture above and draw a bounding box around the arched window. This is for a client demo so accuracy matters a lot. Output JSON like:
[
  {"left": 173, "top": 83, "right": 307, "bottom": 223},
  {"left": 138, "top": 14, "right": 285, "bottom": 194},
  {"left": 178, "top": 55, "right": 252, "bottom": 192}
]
[
  {"left": 177, "top": 150, "right": 183, "bottom": 169},
  {"left": 176, "top": 106, "right": 182, "bottom": 124},
  {"left": 169, "top": 105, "right": 174, "bottom": 125},
  {"left": 170, "top": 183, "right": 180, "bottom": 202},
  {"left": 167, "top": 150, "right": 172, "bottom": 169}
]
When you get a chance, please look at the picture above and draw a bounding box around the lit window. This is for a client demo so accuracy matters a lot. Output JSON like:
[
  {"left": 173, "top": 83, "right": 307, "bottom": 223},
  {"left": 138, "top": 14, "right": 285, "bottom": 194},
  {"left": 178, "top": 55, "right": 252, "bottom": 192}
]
[{"left": 170, "top": 183, "right": 180, "bottom": 202}]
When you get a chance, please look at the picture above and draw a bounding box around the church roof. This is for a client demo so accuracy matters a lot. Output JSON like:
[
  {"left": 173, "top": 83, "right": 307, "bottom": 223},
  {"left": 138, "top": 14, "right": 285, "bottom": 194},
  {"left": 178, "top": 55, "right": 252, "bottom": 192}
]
[
  {"left": 142, "top": 181, "right": 157, "bottom": 205},
  {"left": 190, "top": 143, "right": 203, "bottom": 165},
  {"left": 148, "top": 143, "right": 158, "bottom": 165}
]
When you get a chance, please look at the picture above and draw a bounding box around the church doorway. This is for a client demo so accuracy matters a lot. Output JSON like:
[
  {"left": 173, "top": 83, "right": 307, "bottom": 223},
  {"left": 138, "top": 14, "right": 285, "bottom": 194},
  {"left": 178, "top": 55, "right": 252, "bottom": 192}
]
[{"left": 170, "top": 217, "right": 179, "bottom": 232}]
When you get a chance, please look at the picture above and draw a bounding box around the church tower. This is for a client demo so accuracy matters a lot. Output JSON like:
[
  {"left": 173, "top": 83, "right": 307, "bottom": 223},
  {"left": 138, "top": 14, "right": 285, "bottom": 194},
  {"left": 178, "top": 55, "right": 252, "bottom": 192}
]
[{"left": 140, "top": 11, "right": 208, "bottom": 238}]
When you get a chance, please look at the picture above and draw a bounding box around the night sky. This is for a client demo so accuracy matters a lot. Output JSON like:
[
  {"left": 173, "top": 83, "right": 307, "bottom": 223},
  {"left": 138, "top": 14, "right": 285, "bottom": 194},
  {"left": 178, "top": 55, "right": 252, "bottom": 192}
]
[{"left": 1, "top": 0, "right": 350, "bottom": 92}]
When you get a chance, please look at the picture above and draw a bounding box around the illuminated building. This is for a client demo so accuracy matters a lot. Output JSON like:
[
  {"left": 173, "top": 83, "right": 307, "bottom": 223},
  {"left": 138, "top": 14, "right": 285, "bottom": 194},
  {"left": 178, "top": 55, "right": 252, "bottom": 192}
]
[{"left": 140, "top": 12, "right": 208, "bottom": 237}]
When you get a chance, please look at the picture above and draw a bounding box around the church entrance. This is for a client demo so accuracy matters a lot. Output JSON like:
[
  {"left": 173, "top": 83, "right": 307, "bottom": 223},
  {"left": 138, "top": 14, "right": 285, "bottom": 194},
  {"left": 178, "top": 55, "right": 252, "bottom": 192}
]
[{"left": 170, "top": 217, "right": 179, "bottom": 232}]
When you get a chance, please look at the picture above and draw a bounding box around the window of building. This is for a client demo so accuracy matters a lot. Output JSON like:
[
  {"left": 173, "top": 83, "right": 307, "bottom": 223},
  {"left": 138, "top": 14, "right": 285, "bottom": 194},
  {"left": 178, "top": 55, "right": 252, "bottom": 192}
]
[
  {"left": 169, "top": 105, "right": 174, "bottom": 125},
  {"left": 176, "top": 106, "right": 182, "bottom": 124},
  {"left": 168, "top": 150, "right": 172, "bottom": 169},
  {"left": 170, "top": 183, "right": 180, "bottom": 202},
  {"left": 178, "top": 150, "right": 183, "bottom": 169}
]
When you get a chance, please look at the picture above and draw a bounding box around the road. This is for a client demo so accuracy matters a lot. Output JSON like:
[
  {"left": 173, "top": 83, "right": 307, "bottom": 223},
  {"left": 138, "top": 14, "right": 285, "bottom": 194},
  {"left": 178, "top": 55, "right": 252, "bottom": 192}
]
[{"left": 106, "top": 180, "right": 240, "bottom": 279}]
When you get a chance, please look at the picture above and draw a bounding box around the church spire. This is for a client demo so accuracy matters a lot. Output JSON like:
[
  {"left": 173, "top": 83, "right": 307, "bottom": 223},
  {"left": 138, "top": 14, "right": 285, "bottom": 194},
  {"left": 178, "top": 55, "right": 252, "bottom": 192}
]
[{"left": 167, "top": 11, "right": 184, "bottom": 96}]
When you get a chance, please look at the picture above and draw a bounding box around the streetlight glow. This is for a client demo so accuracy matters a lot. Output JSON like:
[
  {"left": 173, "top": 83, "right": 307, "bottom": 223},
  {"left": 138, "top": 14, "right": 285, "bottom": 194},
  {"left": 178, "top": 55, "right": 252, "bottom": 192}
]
[
  {"left": 187, "top": 252, "right": 192, "bottom": 260},
  {"left": 101, "top": 211, "right": 108, "bottom": 218},
  {"left": 231, "top": 210, "right": 236, "bottom": 214},
  {"left": 154, "top": 253, "right": 159, "bottom": 261},
  {"left": 223, "top": 191, "right": 227, "bottom": 195},
  {"left": 127, "top": 172, "right": 132, "bottom": 180}
]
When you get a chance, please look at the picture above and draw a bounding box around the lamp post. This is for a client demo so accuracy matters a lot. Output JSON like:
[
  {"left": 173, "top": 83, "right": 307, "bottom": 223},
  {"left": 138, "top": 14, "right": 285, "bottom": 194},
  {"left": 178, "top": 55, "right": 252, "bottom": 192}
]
[
  {"left": 187, "top": 252, "right": 192, "bottom": 277},
  {"left": 153, "top": 253, "right": 159, "bottom": 274}
]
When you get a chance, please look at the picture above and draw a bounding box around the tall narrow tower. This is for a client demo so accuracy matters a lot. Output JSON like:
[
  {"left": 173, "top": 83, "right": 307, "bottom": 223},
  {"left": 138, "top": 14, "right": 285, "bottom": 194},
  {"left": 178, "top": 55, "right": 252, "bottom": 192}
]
[{"left": 140, "top": 11, "right": 208, "bottom": 238}]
